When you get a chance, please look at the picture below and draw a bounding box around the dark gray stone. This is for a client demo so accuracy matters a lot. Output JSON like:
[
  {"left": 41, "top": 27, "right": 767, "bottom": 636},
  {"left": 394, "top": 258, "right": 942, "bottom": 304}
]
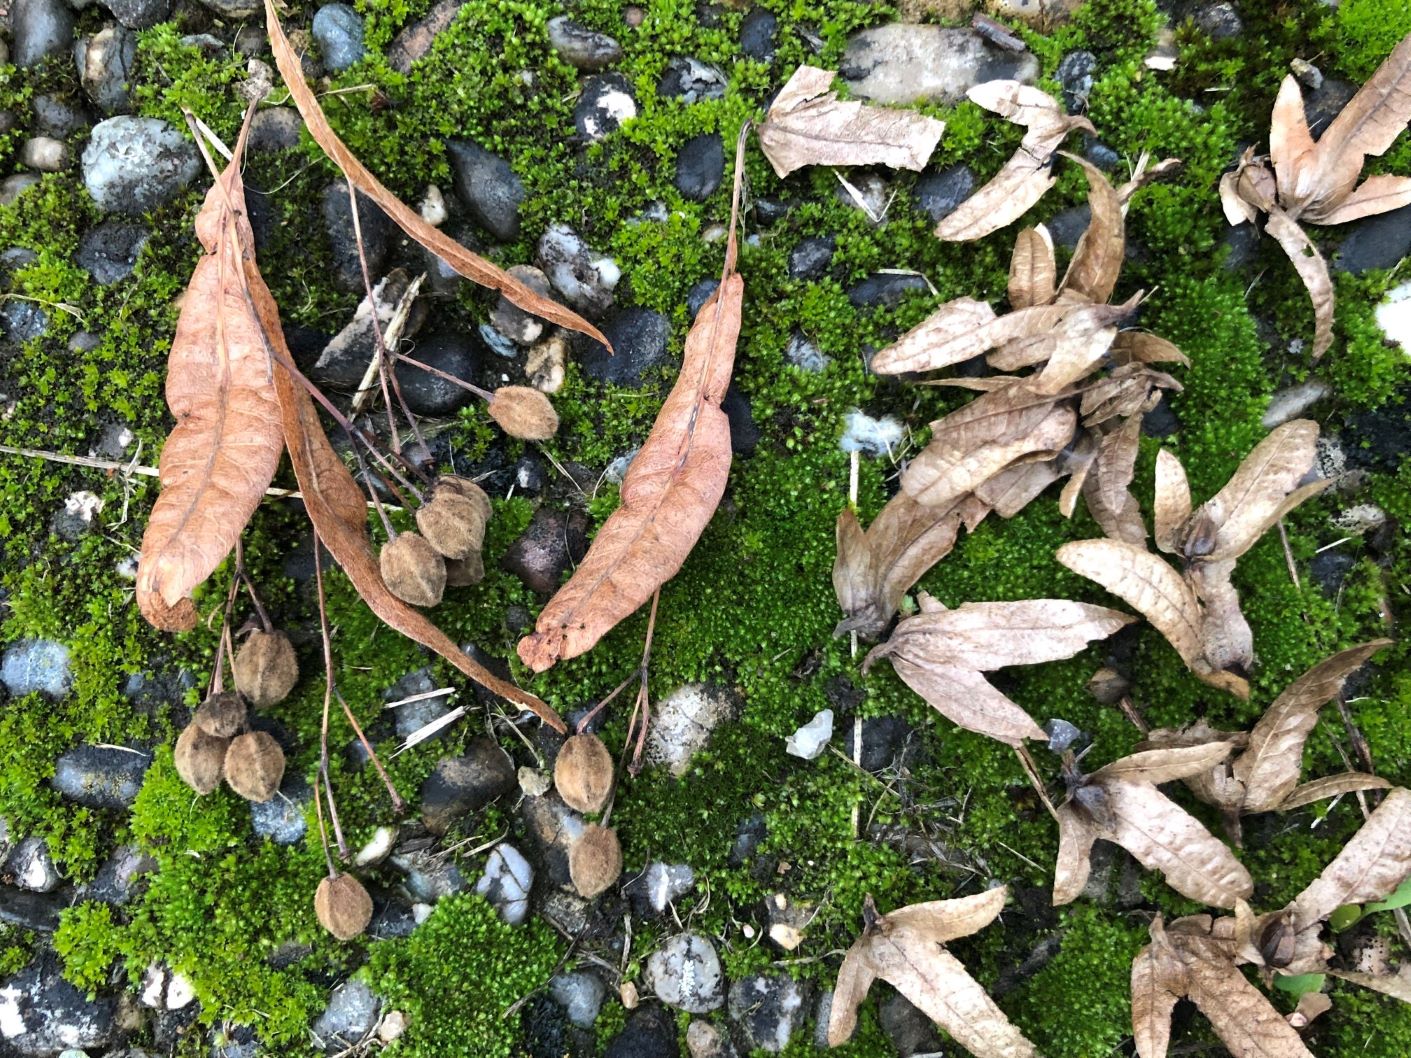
[
  {"left": 77, "top": 845, "right": 156, "bottom": 906},
  {"left": 101, "top": 0, "right": 172, "bottom": 29},
  {"left": 1046, "top": 203, "right": 1092, "bottom": 250},
  {"left": 81, "top": 117, "right": 200, "bottom": 213},
  {"left": 6, "top": 838, "right": 60, "bottom": 894},
  {"left": 76, "top": 221, "right": 148, "bottom": 284},
  {"left": 0, "top": 955, "right": 117, "bottom": 1055},
  {"left": 312, "top": 980, "right": 380, "bottom": 1052},
  {"left": 387, "top": 667, "right": 453, "bottom": 742},
  {"left": 686, "top": 278, "right": 719, "bottom": 319},
  {"left": 1194, "top": 2, "right": 1242, "bottom": 39},
  {"left": 723, "top": 384, "right": 757, "bottom": 455},
  {"left": 1333, "top": 204, "right": 1411, "bottom": 275},
  {"left": 728, "top": 974, "right": 808, "bottom": 1053},
  {"left": 578, "top": 307, "right": 673, "bottom": 385},
  {"left": 502, "top": 507, "right": 588, "bottom": 594},
  {"left": 394, "top": 330, "right": 478, "bottom": 416},
  {"left": 547, "top": 16, "right": 622, "bottom": 71},
  {"left": 321, "top": 183, "right": 392, "bottom": 290},
  {"left": 674, "top": 133, "right": 724, "bottom": 201},
  {"left": 490, "top": 265, "right": 554, "bottom": 345},
  {"left": 1043, "top": 718, "right": 1087, "bottom": 753},
  {"left": 248, "top": 108, "right": 303, "bottom": 151},
  {"left": 312, "top": 4, "right": 366, "bottom": 71},
  {"left": 32, "top": 95, "right": 87, "bottom": 137},
  {"left": 514, "top": 455, "right": 547, "bottom": 493},
  {"left": 419, "top": 737, "right": 516, "bottom": 834},
  {"left": 1304, "top": 78, "right": 1357, "bottom": 137},
  {"left": 1310, "top": 549, "right": 1356, "bottom": 597},
  {"left": 879, "top": 992, "right": 943, "bottom": 1057},
  {"left": 0, "top": 300, "right": 48, "bottom": 343},
  {"left": 1, "top": 640, "right": 71, "bottom": 698},
  {"left": 604, "top": 1005, "right": 680, "bottom": 1058},
  {"left": 1084, "top": 138, "right": 1121, "bottom": 170},
  {"left": 847, "top": 272, "right": 928, "bottom": 308},
  {"left": 75, "top": 24, "right": 138, "bottom": 115},
  {"left": 12, "top": 0, "right": 75, "bottom": 68},
  {"left": 1057, "top": 50, "right": 1096, "bottom": 112},
  {"left": 914, "top": 164, "right": 975, "bottom": 222},
  {"left": 740, "top": 8, "right": 777, "bottom": 62},
  {"left": 575, "top": 74, "right": 638, "bottom": 140},
  {"left": 1141, "top": 392, "right": 1180, "bottom": 438},
  {"left": 447, "top": 139, "right": 525, "bottom": 241},
  {"left": 51, "top": 744, "right": 152, "bottom": 809},
  {"left": 788, "top": 236, "right": 835, "bottom": 280},
  {"left": 658, "top": 56, "right": 726, "bottom": 102},
  {"left": 844, "top": 715, "right": 915, "bottom": 773},
  {"left": 0, "top": 887, "right": 64, "bottom": 933}
]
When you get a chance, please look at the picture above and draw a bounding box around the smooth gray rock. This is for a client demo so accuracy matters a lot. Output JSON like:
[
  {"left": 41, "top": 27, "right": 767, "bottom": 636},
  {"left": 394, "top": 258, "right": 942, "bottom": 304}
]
[
  {"left": 785, "top": 332, "right": 828, "bottom": 372},
  {"left": 2, "top": 640, "right": 71, "bottom": 698},
  {"left": 1264, "top": 380, "right": 1332, "bottom": 428},
  {"left": 645, "top": 685, "right": 733, "bottom": 776},
  {"left": 788, "top": 236, "right": 835, "bottom": 280},
  {"left": 547, "top": 17, "right": 622, "bottom": 71},
  {"left": 76, "top": 221, "right": 148, "bottom": 284},
  {"left": 647, "top": 933, "right": 724, "bottom": 1013},
  {"left": 419, "top": 737, "right": 516, "bottom": 834},
  {"left": 914, "top": 164, "right": 975, "bottom": 223},
  {"left": 101, "top": 0, "right": 172, "bottom": 29},
  {"left": 77, "top": 844, "right": 156, "bottom": 906},
  {"left": 740, "top": 8, "right": 777, "bottom": 62},
  {"left": 248, "top": 108, "right": 303, "bottom": 151},
  {"left": 81, "top": 117, "right": 199, "bottom": 212},
  {"left": 841, "top": 25, "right": 1038, "bottom": 105},
  {"left": 625, "top": 862, "right": 695, "bottom": 916},
  {"left": 537, "top": 225, "right": 620, "bottom": 314},
  {"left": 312, "top": 980, "right": 380, "bottom": 1052},
  {"left": 675, "top": 133, "right": 724, "bottom": 202},
  {"left": 386, "top": 667, "right": 453, "bottom": 742},
  {"left": 51, "top": 745, "right": 152, "bottom": 808},
  {"left": 447, "top": 139, "right": 524, "bottom": 241},
  {"left": 19, "top": 136, "right": 67, "bottom": 171},
  {"left": 490, "top": 265, "right": 554, "bottom": 346},
  {"left": 391, "top": 849, "right": 468, "bottom": 903},
  {"left": 321, "top": 183, "right": 391, "bottom": 290},
  {"left": 312, "top": 4, "right": 365, "bottom": 71},
  {"left": 550, "top": 971, "right": 607, "bottom": 1027},
  {"left": 577, "top": 307, "right": 671, "bottom": 385},
  {"left": 12, "top": 0, "right": 75, "bottom": 68},
  {"left": 394, "top": 329, "right": 478, "bottom": 416},
  {"left": 728, "top": 974, "right": 807, "bottom": 1053}
]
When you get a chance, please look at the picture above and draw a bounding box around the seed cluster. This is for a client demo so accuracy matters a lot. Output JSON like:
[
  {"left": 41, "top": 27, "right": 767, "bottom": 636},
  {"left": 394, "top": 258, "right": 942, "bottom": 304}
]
[{"left": 382, "top": 476, "right": 493, "bottom": 608}]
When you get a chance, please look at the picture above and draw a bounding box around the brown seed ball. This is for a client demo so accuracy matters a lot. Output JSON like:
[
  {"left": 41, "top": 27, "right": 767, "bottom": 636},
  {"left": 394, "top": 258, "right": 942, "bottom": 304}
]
[
  {"left": 233, "top": 630, "right": 299, "bottom": 709},
  {"left": 437, "top": 475, "right": 492, "bottom": 524},
  {"left": 444, "top": 550, "right": 485, "bottom": 587},
  {"left": 224, "top": 730, "right": 286, "bottom": 802},
  {"left": 193, "top": 691, "right": 248, "bottom": 738},
  {"left": 554, "top": 734, "right": 614, "bottom": 814},
  {"left": 380, "top": 532, "right": 446, "bottom": 607},
  {"left": 315, "top": 872, "right": 374, "bottom": 941},
  {"left": 415, "top": 489, "right": 486, "bottom": 560},
  {"left": 488, "top": 386, "right": 559, "bottom": 441},
  {"left": 569, "top": 824, "right": 622, "bottom": 899},
  {"left": 174, "top": 723, "right": 228, "bottom": 795}
]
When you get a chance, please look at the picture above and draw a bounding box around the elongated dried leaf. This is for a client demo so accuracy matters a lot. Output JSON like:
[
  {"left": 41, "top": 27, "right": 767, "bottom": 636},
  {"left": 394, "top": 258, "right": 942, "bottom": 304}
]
[
  {"left": 757, "top": 65, "right": 945, "bottom": 178},
  {"left": 1109, "top": 330, "right": 1190, "bottom": 367},
  {"left": 1093, "top": 742, "right": 1236, "bottom": 786},
  {"left": 1221, "top": 166, "right": 1261, "bottom": 226},
  {"left": 883, "top": 656, "right": 1047, "bottom": 746},
  {"left": 1102, "top": 779, "right": 1253, "bottom": 907},
  {"left": 137, "top": 113, "right": 284, "bottom": 631},
  {"left": 974, "top": 458, "right": 1061, "bottom": 517},
  {"left": 1328, "top": 968, "right": 1411, "bottom": 1003},
  {"left": 1181, "top": 933, "right": 1316, "bottom": 1058},
  {"left": 1090, "top": 413, "right": 1144, "bottom": 530},
  {"left": 1263, "top": 209, "right": 1335, "bottom": 358},
  {"left": 1153, "top": 449, "right": 1191, "bottom": 555},
  {"left": 1279, "top": 772, "right": 1392, "bottom": 811},
  {"left": 936, "top": 82, "right": 1095, "bottom": 242},
  {"left": 1007, "top": 226, "right": 1056, "bottom": 309},
  {"left": 264, "top": 0, "right": 605, "bottom": 347},
  {"left": 869, "top": 297, "right": 999, "bottom": 375},
  {"left": 1187, "top": 559, "right": 1253, "bottom": 680},
  {"left": 1058, "top": 154, "right": 1125, "bottom": 304},
  {"left": 519, "top": 134, "right": 747, "bottom": 671},
  {"left": 884, "top": 887, "right": 1009, "bottom": 943},
  {"left": 1269, "top": 76, "right": 1316, "bottom": 210},
  {"left": 1306, "top": 173, "right": 1411, "bottom": 225},
  {"left": 1203, "top": 419, "right": 1321, "bottom": 561},
  {"left": 1030, "top": 305, "right": 1125, "bottom": 395},
  {"left": 1236, "top": 641, "right": 1391, "bottom": 811},
  {"left": 1131, "top": 939, "right": 1182, "bottom": 1058},
  {"left": 1294, "top": 787, "right": 1411, "bottom": 929},
  {"left": 1053, "top": 802, "right": 1097, "bottom": 905}
]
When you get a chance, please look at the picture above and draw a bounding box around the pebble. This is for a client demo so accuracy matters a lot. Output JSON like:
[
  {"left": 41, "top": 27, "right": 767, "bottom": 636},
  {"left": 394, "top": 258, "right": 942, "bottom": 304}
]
[
  {"left": 1043, "top": 717, "right": 1086, "bottom": 753},
  {"left": 1263, "top": 380, "right": 1331, "bottom": 428},
  {"left": 547, "top": 17, "right": 623, "bottom": 71},
  {"left": 1310, "top": 550, "right": 1355, "bottom": 597},
  {"left": 76, "top": 221, "right": 148, "bottom": 285},
  {"left": 728, "top": 974, "right": 807, "bottom": 1053},
  {"left": 2, "top": 640, "right": 71, "bottom": 698},
  {"left": 577, "top": 307, "right": 673, "bottom": 386},
  {"left": 537, "top": 225, "right": 621, "bottom": 315},
  {"left": 605, "top": 449, "right": 639, "bottom": 484},
  {"left": 785, "top": 332, "right": 828, "bottom": 371},
  {"left": 840, "top": 25, "right": 1038, "bottom": 105},
  {"left": 847, "top": 272, "right": 929, "bottom": 308},
  {"left": 0, "top": 955, "right": 117, "bottom": 1054},
  {"left": 312, "top": 270, "right": 413, "bottom": 388},
  {"left": 447, "top": 139, "right": 525, "bottom": 241},
  {"left": 479, "top": 322, "right": 519, "bottom": 359},
  {"left": 491, "top": 265, "right": 554, "bottom": 345},
  {"left": 645, "top": 685, "right": 735, "bottom": 776},
  {"left": 19, "top": 136, "right": 66, "bottom": 172},
  {"left": 386, "top": 0, "right": 462, "bottom": 71},
  {"left": 788, "top": 236, "right": 835, "bottom": 280},
  {"left": 740, "top": 9, "right": 777, "bottom": 62},
  {"left": 248, "top": 108, "right": 303, "bottom": 151},
  {"left": 50, "top": 745, "right": 152, "bottom": 809},
  {"left": 658, "top": 56, "right": 727, "bottom": 102},
  {"left": 605, "top": 1005, "right": 680, "bottom": 1058},
  {"left": 419, "top": 737, "right": 516, "bottom": 834},
  {"left": 675, "top": 133, "right": 724, "bottom": 201},
  {"left": 139, "top": 962, "right": 195, "bottom": 1010},
  {"left": 475, "top": 843, "right": 534, "bottom": 924},
  {"left": 1332, "top": 504, "right": 1387, "bottom": 535},
  {"left": 575, "top": 74, "right": 638, "bottom": 140},
  {"left": 625, "top": 861, "right": 696, "bottom": 916},
  {"left": 312, "top": 4, "right": 366, "bottom": 72},
  {"left": 502, "top": 507, "right": 588, "bottom": 594},
  {"left": 102, "top": 0, "right": 171, "bottom": 28},
  {"left": 32, "top": 95, "right": 86, "bottom": 137},
  {"left": 686, "top": 278, "right": 720, "bottom": 319},
  {"left": 1194, "top": 1, "right": 1243, "bottom": 39},
  {"left": 526, "top": 331, "right": 568, "bottom": 393},
  {"left": 1333, "top": 204, "right": 1411, "bottom": 275},
  {"left": 687, "top": 1019, "right": 737, "bottom": 1058},
  {"left": 322, "top": 183, "right": 392, "bottom": 290},
  {"left": 0, "top": 175, "right": 42, "bottom": 206},
  {"left": 77, "top": 844, "right": 156, "bottom": 906},
  {"left": 879, "top": 992, "right": 943, "bottom": 1056},
  {"left": 1141, "top": 393, "right": 1181, "bottom": 438},
  {"left": 784, "top": 708, "right": 833, "bottom": 760},
  {"left": 551, "top": 971, "right": 607, "bottom": 1027},
  {"left": 393, "top": 330, "right": 479, "bottom": 416},
  {"left": 1045, "top": 204, "right": 1091, "bottom": 250},
  {"left": 250, "top": 779, "right": 310, "bottom": 845},
  {"left": 840, "top": 410, "right": 904, "bottom": 457},
  {"left": 723, "top": 384, "right": 758, "bottom": 455},
  {"left": 81, "top": 117, "right": 200, "bottom": 213},
  {"left": 647, "top": 933, "right": 724, "bottom": 1012},
  {"left": 312, "top": 980, "right": 380, "bottom": 1052},
  {"left": 7, "top": 837, "right": 60, "bottom": 893},
  {"left": 0, "top": 300, "right": 48, "bottom": 343},
  {"left": 0, "top": 887, "right": 64, "bottom": 934},
  {"left": 419, "top": 184, "right": 448, "bottom": 225},
  {"left": 11, "top": 0, "right": 75, "bottom": 68},
  {"left": 844, "top": 715, "right": 915, "bottom": 772},
  {"left": 391, "top": 849, "right": 468, "bottom": 904},
  {"left": 1375, "top": 280, "right": 1411, "bottom": 349},
  {"left": 388, "top": 669, "right": 453, "bottom": 741}
]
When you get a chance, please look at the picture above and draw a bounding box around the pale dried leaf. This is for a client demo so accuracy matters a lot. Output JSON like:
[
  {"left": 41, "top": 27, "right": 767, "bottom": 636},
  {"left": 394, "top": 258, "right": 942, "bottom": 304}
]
[
  {"left": 1109, "top": 330, "right": 1190, "bottom": 366},
  {"left": 1236, "top": 641, "right": 1391, "bottom": 811},
  {"left": 884, "top": 887, "right": 1009, "bottom": 943},
  {"left": 1305, "top": 173, "right": 1411, "bottom": 225},
  {"left": 1093, "top": 742, "right": 1236, "bottom": 786},
  {"left": 1082, "top": 456, "right": 1147, "bottom": 546},
  {"left": 1221, "top": 167, "right": 1260, "bottom": 226},
  {"left": 832, "top": 508, "right": 874, "bottom": 632},
  {"left": 1095, "top": 413, "right": 1144, "bottom": 524},
  {"left": 1263, "top": 208, "right": 1335, "bottom": 358},
  {"left": 973, "top": 458, "right": 1061, "bottom": 517},
  {"left": 881, "top": 655, "right": 1047, "bottom": 746},
  {"left": 1289, "top": 990, "right": 1333, "bottom": 1027},
  {"left": 1182, "top": 933, "right": 1316, "bottom": 1058},
  {"left": 1153, "top": 449, "right": 1192, "bottom": 555},
  {"left": 1203, "top": 419, "right": 1321, "bottom": 562},
  {"left": 883, "top": 946, "right": 1038, "bottom": 1058},
  {"left": 1328, "top": 968, "right": 1411, "bottom": 1003},
  {"left": 1269, "top": 75, "right": 1316, "bottom": 209},
  {"left": 1131, "top": 934, "right": 1183, "bottom": 1058},
  {"left": 1053, "top": 802, "right": 1097, "bottom": 905},
  {"left": 1058, "top": 154, "right": 1125, "bottom": 304},
  {"left": 1031, "top": 314, "right": 1120, "bottom": 395},
  {"left": 1278, "top": 772, "right": 1392, "bottom": 811},
  {"left": 869, "top": 297, "right": 999, "bottom": 374},
  {"left": 1007, "top": 226, "right": 1056, "bottom": 309},
  {"left": 757, "top": 65, "right": 945, "bottom": 178},
  {"left": 1294, "top": 787, "right": 1411, "bottom": 929},
  {"left": 826, "top": 935, "right": 878, "bottom": 1046},
  {"left": 1058, "top": 436, "right": 1097, "bottom": 517}
]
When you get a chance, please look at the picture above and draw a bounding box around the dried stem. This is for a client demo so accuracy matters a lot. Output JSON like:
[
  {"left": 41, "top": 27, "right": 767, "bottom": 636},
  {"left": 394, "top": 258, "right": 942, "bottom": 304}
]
[
  {"left": 314, "top": 779, "right": 337, "bottom": 878},
  {"left": 344, "top": 175, "right": 404, "bottom": 454},
  {"left": 1015, "top": 744, "right": 1060, "bottom": 823},
  {"left": 393, "top": 351, "right": 495, "bottom": 403},
  {"left": 313, "top": 537, "right": 349, "bottom": 860},
  {"left": 341, "top": 689, "right": 407, "bottom": 814}
]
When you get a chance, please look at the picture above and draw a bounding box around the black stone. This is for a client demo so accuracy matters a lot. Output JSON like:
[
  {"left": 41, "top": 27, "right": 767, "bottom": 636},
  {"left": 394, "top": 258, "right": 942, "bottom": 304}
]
[
  {"left": 604, "top": 1005, "right": 680, "bottom": 1058},
  {"left": 1083, "top": 138, "right": 1121, "bottom": 171},
  {"left": 845, "top": 715, "right": 916, "bottom": 773},
  {"left": 419, "top": 737, "right": 516, "bottom": 834},
  {"left": 1057, "top": 50, "right": 1096, "bottom": 112},
  {"left": 502, "top": 507, "right": 589, "bottom": 594},
  {"left": 740, "top": 8, "right": 778, "bottom": 62},
  {"left": 675, "top": 133, "right": 724, "bottom": 201},
  {"left": 514, "top": 454, "right": 547, "bottom": 493},
  {"left": 686, "top": 278, "right": 720, "bottom": 319},
  {"left": 0, "top": 953, "right": 117, "bottom": 1054},
  {"left": 1304, "top": 79, "right": 1357, "bottom": 138},
  {"left": 1045, "top": 204, "right": 1092, "bottom": 250},
  {"left": 32, "top": 95, "right": 87, "bottom": 137},
  {"left": 394, "top": 330, "right": 479, "bottom": 416},
  {"left": 447, "top": 139, "right": 525, "bottom": 241},
  {"left": 753, "top": 197, "right": 789, "bottom": 224},
  {"left": 0, "top": 887, "right": 65, "bottom": 933},
  {"left": 1141, "top": 392, "right": 1181, "bottom": 438},
  {"left": 1345, "top": 395, "right": 1411, "bottom": 471},
  {"left": 1193, "top": 2, "right": 1242, "bottom": 39},
  {"left": 847, "top": 272, "right": 928, "bottom": 308},
  {"left": 76, "top": 221, "right": 148, "bottom": 284},
  {"left": 577, "top": 307, "right": 673, "bottom": 386},
  {"left": 1310, "top": 550, "right": 1356, "bottom": 597},
  {"left": 321, "top": 184, "right": 392, "bottom": 291},
  {"left": 1333, "top": 203, "right": 1411, "bottom": 275},
  {"left": 723, "top": 383, "right": 758, "bottom": 455},
  {"left": 913, "top": 165, "right": 975, "bottom": 223},
  {"left": 51, "top": 744, "right": 152, "bottom": 809},
  {"left": 788, "top": 235, "right": 835, "bottom": 280},
  {"left": 0, "top": 299, "right": 48, "bottom": 342},
  {"left": 574, "top": 74, "right": 637, "bottom": 140},
  {"left": 657, "top": 56, "right": 727, "bottom": 102}
]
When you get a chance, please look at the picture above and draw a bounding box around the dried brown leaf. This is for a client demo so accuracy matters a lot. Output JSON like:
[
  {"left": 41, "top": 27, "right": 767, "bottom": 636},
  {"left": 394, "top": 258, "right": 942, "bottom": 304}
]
[
  {"left": 1269, "top": 76, "right": 1316, "bottom": 209},
  {"left": 868, "top": 297, "right": 1000, "bottom": 375},
  {"left": 1263, "top": 208, "right": 1336, "bottom": 358},
  {"left": 1306, "top": 173, "right": 1411, "bottom": 225},
  {"left": 1092, "top": 742, "right": 1236, "bottom": 786},
  {"left": 519, "top": 135, "right": 747, "bottom": 671},
  {"left": 1153, "top": 449, "right": 1192, "bottom": 555},
  {"left": 757, "top": 65, "right": 945, "bottom": 178},
  {"left": 1109, "top": 330, "right": 1190, "bottom": 367},
  {"left": 1131, "top": 936, "right": 1182, "bottom": 1058},
  {"left": 1053, "top": 802, "right": 1097, "bottom": 905},
  {"left": 1007, "top": 226, "right": 1056, "bottom": 309},
  {"left": 1202, "top": 419, "right": 1322, "bottom": 561},
  {"left": 1278, "top": 772, "right": 1392, "bottom": 811},
  {"left": 137, "top": 113, "right": 284, "bottom": 631},
  {"left": 1181, "top": 933, "right": 1316, "bottom": 1058},
  {"left": 883, "top": 656, "right": 1048, "bottom": 747},
  {"left": 264, "top": 0, "right": 606, "bottom": 347},
  {"left": 974, "top": 458, "right": 1062, "bottom": 517},
  {"left": 1057, "top": 154, "right": 1125, "bottom": 304},
  {"left": 1293, "top": 786, "right": 1411, "bottom": 929},
  {"left": 1328, "top": 969, "right": 1411, "bottom": 1003}
]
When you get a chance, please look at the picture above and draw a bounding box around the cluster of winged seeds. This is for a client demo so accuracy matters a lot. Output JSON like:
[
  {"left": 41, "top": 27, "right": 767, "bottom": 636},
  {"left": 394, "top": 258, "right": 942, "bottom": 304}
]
[
  {"left": 381, "top": 475, "right": 493, "bottom": 609},
  {"left": 554, "top": 733, "right": 623, "bottom": 899}
]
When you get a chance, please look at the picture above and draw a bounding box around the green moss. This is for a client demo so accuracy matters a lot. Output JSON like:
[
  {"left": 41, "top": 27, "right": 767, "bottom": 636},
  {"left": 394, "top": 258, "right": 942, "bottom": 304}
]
[{"left": 1334, "top": 0, "right": 1411, "bottom": 80}]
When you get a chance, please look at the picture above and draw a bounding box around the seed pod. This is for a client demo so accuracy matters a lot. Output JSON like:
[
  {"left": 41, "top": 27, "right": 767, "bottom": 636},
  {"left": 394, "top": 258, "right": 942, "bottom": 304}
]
[
  {"left": 315, "top": 872, "right": 374, "bottom": 941},
  {"left": 415, "top": 489, "right": 486, "bottom": 560},
  {"left": 569, "top": 824, "right": 622, "bottom": 899},
  {"left": 194, "top": 691, "right": 248, "bottom": 738},
  {"left": 380, "top": 532, "right": 446, "bottom": 607},
  {"left": 224, "top": 730, "right": 285, "bottom": 802},
  {"left": 174, "top": 723, "right": 228, "bottom": 795},
  {"left": 444, "top": 551, "right": 485, "bottom": 587},
  {"left": 487, "top": 386, "right": 559, "bottom": 441},
  {"left": 233, "top": 630, "right": 299, "bottom": 709},
  {"left": 554, "top": 733, "right": 614, "bottom": 814},
  {"left": 437, "top": 475, "right": 492, "bottom": 524}
]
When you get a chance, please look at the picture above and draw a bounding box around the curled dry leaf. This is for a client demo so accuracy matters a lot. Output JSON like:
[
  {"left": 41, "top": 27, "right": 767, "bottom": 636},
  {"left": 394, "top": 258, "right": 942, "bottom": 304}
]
[
  {"left": 1292, "top": 786, "right": 1411, "bottom": 931},
  {"left": 518, "top": 130, "right": 749, "bottom": 672},
  {"left": 935, "top": 82, "right": 1096, "bottom": 242},
  {"left": 136, "top": 108, "right": 284, "bottom": 631},
  {"left": 1223, "top": 31, "right": 1411, "bottom": 356},
  {"left": 826, "top": 889, "right": 1039, "bottom": 1058},
  {"left": 263, "top": 0, "right": 606, "bottom": 347},
  {"left": 864, "top": 598, "right": 1133, "bottom": 746},
  {"left": 757, "top": 65, "right": 945, "bottom": 178}
]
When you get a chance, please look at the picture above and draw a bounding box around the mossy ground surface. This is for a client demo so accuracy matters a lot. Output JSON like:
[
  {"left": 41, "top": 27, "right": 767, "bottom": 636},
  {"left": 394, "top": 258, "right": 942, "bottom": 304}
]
[{"left": 3, "top": 0, "right": 1411, "bottom": 1054}]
